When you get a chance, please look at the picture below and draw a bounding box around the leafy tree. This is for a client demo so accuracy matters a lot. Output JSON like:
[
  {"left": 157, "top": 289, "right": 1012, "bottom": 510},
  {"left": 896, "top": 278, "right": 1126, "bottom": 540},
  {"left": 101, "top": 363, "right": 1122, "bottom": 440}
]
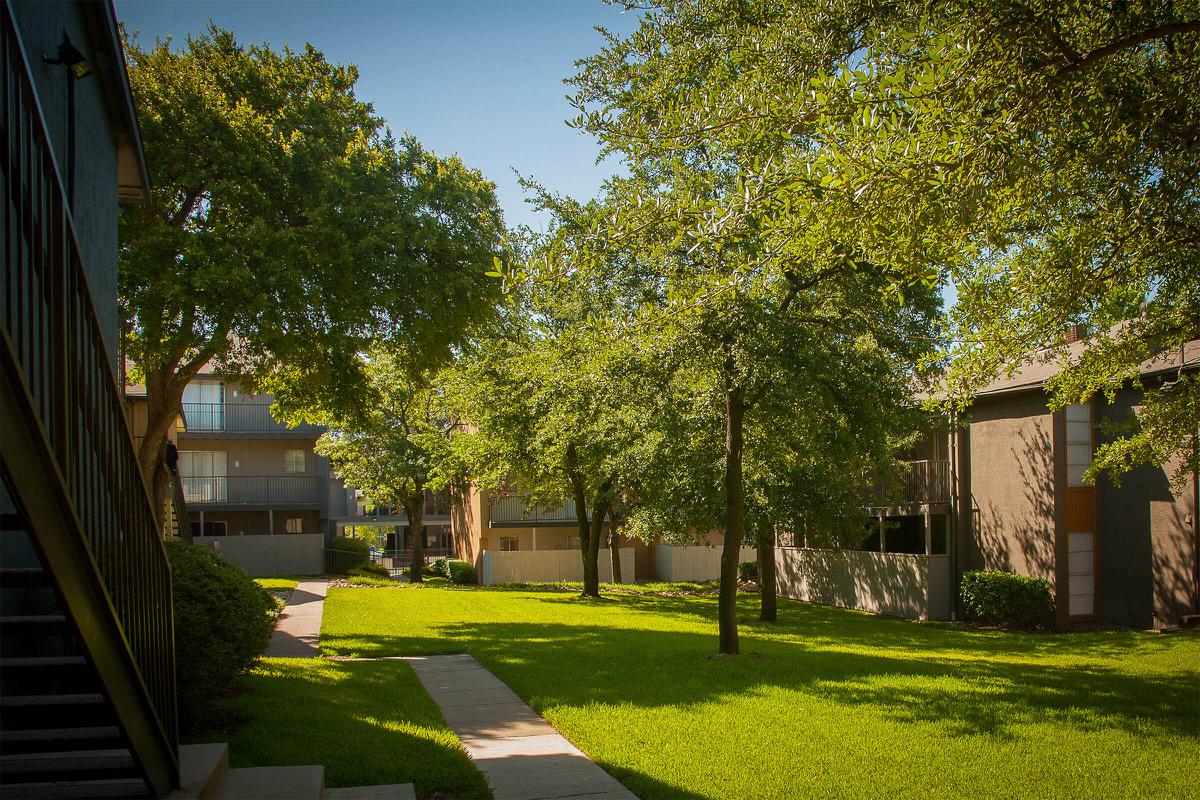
[
  {"left": 121, "top": 27, "right": 506, "bottom": 517},
  {"left": 577, "top": 0, "right": 1199, "bottom": 486},
  {"left": 570, "top": 7, "right": 939, "bottom": 652},
  {"left": 315, "top": 354, "right": 464, "bottom": 582},
  {"left": 452, "top": 207, "right": 647, "bottom": 598}
]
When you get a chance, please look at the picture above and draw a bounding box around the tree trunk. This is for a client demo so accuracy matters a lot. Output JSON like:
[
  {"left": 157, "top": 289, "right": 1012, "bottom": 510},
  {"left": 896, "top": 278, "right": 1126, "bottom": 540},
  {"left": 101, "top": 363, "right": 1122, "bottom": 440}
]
[
  {"left": 404, "top": 493, "right": 424, "bottom": 583},
  {"left": 138, "top": 372, "right": 187, "bottom": 531},
  {"left": 583, "top": 502, "right": 607, "bottom": 597},
  {"left": 609, "top": 516, "right": 622, "bottom": 584},
  {"left": 757, "top": 525, "right": 777, "bottom": 622},
  {"left": 719, "top": 383, "right": 745, "bottom": 655}
]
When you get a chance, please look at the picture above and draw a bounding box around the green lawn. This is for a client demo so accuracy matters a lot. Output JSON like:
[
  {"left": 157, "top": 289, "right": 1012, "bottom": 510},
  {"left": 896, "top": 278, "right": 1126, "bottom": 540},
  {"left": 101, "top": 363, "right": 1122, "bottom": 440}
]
[
  {"left": 254, "top": 577, "right": 302, "bottom": 592},
  {"left": 222, "top": 658, "right": 489, "bottom": 798},
  {"left": 315, "top": 586, "right": 1199, "bottom": 800}
]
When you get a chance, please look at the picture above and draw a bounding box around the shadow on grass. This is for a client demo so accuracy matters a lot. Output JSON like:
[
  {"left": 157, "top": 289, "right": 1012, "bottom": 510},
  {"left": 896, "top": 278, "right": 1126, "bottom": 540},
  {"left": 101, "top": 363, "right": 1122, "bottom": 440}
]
[
  {"left": 217, "top": 658, "right": 490, "bottom": 798},
  {"left": 321, "top": 609, "right": 1199, "bottom": 743}
]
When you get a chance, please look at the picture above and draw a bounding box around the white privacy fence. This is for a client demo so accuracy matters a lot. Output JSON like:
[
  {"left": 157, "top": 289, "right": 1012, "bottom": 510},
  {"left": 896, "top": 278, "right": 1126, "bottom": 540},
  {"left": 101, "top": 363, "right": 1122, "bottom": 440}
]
[
  {"left": 480, "top": 548, "right": 635, "bottom": 585},
  {"left": 775, "top": 548, "right": 951, "bottom": 620},
  {"left": 654, "top": 544, "right": 757, "bottom": 582},
  {"left": 194, "top": 533, "right": 324, "bottom": 577}
]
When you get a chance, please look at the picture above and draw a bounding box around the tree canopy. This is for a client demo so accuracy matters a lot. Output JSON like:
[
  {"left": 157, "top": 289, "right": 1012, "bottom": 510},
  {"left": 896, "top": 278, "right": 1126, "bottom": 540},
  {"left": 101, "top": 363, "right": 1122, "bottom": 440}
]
[{"left": 120, "top": 26, "right": 506, "bottom": 509}]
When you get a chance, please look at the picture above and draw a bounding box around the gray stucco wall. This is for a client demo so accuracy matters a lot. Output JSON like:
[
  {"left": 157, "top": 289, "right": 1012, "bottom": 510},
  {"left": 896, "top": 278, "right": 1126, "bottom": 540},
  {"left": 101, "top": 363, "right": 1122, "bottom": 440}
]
[
  {"left": 776, "top": 548, "right": 951, "bottom": 620},
  {"left": 12, "top": 1, "right": 123, "bottom": 373},
  {"left": 968, "top": 392, "right": 1057, "bottom": 582},
  {"left": 1097, "top": 387, "right": 1197, "bottom": 629}
]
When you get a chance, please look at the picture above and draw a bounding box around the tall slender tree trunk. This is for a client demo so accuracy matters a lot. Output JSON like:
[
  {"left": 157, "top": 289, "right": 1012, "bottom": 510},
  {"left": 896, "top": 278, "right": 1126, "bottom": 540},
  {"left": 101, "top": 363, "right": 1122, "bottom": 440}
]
[
  {"left": 583, "top": 503, "right": 607, "bottom": 597},
  {"left": 609, "top": 516, "right": 622, "bottom": 584},
  {"left": 719, "top": 383, "right": 745, "bottom": 655},
  {"left": 404, "top": 491, "right": 424, "bottom": 583},
  {"left": 757, "top": 525, "right": 777, "bottom": 622}
]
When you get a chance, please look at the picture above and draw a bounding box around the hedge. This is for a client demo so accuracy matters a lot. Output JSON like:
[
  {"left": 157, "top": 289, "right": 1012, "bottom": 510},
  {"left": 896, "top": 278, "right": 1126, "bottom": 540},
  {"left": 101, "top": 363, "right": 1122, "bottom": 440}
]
[
  {"left": 960, "top": 569, "right": 1054, "bottom": 629},
  {"left": 166, "top": 541, "right": 278, "bottom": 735}
]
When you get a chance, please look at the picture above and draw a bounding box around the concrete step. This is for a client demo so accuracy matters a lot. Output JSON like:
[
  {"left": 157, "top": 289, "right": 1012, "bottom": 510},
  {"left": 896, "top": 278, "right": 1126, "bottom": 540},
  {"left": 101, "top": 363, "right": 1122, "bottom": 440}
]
[
  {"left": 168, "top": 743, "right": 229, "bottom": 800},
  {"left": 0, "top": 614, "right": 67, "bottom": 628},
  {"left": 325, "top": 784, "right": 416, "bottom": 799},
  {"left": 214, "top": 765, "right": 324, "bottom": 800},
  {"left": 0, "top": 748, "right": 136, "bottom": 775}
]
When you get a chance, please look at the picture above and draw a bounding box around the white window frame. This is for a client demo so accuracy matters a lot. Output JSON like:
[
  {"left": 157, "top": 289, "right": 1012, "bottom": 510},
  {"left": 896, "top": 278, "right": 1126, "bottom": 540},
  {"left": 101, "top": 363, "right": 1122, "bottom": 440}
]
[{"left": 283, "top": 449, "right": 306, "bottom": 474}]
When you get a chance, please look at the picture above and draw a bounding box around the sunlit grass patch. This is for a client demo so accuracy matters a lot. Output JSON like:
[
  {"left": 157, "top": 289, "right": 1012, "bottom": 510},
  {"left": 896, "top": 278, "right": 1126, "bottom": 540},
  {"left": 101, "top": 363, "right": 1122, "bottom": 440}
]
[
  {"left": 220, "top": 658, "right": 489, "bottom": 798},
  {"left": 322, "top": 586, "right": 1200, "bottom": 800}
]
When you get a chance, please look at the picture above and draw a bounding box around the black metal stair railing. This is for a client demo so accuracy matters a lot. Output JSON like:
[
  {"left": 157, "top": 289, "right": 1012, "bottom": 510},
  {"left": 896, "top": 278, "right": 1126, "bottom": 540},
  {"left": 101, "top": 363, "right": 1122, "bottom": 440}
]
[{"left": 1, "top": 4, "right": 178, "bottom": 795}]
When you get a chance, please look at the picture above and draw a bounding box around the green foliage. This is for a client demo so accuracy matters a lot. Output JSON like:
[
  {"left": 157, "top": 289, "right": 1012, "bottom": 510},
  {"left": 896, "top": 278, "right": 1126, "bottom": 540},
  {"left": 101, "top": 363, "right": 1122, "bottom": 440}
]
[
  {"left": 445, "top": 559, "right": 477, "bottom": 585},
  {"left": 430, "top": 557, "right": 449, "bottom": 578},
  {"left": 166, "top": 541, "right": 277, "bottom": 735},
  {"left": 570, "top": 0, "right": 1199, "bottom": 486},
  {"left": 737, "top": 561, "right": 758, "bottom": 583},
  {"left": 349, "top": 563, "right": 390, "bottom": 580},
  {"left": 328, "top": 536, "right": 370, "bottom": 575},
  {"left": 960, "top": 570, "right": 1054, "bottom": 630},
  {"left": 120, "top": 25, "right": 506, "bottom": 478}
]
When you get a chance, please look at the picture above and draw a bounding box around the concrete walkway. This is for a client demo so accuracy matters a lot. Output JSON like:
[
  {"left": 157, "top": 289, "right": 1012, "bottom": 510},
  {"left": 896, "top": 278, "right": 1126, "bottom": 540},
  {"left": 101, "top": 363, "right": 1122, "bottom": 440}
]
[
  {"left": 403, "top": 654, "right": 637, "bottom": 800},
  {"left": 266, "top": 579, "right": 327, "bottom": 658}
]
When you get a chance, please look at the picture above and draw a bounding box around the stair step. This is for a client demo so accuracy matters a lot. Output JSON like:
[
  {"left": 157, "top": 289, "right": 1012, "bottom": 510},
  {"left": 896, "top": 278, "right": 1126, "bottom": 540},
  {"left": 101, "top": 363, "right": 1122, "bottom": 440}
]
[
  {"left": 0, "top": 568, "right": 49, "bottom": 587},
  {"left": 168, "top": 743, "right": 230, "bottom": 800},
  {"left": 0, "top": 748, "right": 135, "bottom": 775},
  {"left": 0, "top": 727, "right": 123, "bottom": 754},
  {"left": 215, "top": 765, "right": 324, "bottom": 800},
  {"left": 0, "top": 777, "right": 150, "bottom": 798},
  {"left": 0, "top": 656, "right": 86, "bottom": 669},
  {"left": 0, "top": 615, "right": 68, "bottom": 628},
  {"left": 0, "top": 694, "right": 104, "bottom": 708}
]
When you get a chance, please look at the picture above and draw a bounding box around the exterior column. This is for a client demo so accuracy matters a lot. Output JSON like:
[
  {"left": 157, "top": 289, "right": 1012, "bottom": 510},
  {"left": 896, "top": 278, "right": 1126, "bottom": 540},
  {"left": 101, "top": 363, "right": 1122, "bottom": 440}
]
[
  {"left": 199, "top": 510, "right": 204, "bottom": 537},
  {"left": 879, "top": 516, "right": 887, "bottom": 553},
  {"left": 268, "top": 508, "right": 274, "bottom": 535},
  {"left": 532, "top": 527, "right": 538, "bottom": 552},
  {"left": 924, "top": 509, "right": 933, "bottom": 555}
]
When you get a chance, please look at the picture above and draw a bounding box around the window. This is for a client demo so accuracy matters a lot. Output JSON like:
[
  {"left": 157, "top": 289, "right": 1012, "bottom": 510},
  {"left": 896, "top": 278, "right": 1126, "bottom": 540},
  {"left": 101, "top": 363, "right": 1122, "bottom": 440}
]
[
  {"left": 500, "top": 536, "right": 519, "bottom": 552},
  {"left": 284, "top": 449, "right": 306, "bottom": 473},
  {"left": 1066, "top": 403, "right": 1093, "bottom": 487},
  {"left": 285, "top": 517, "right": 303, "bottom": 534},
  {"left": 181, "top": 380, "right": 224, "bottom": 430},
  {"left": 179, "top": 451, "right": 227, "bottom": 502}
]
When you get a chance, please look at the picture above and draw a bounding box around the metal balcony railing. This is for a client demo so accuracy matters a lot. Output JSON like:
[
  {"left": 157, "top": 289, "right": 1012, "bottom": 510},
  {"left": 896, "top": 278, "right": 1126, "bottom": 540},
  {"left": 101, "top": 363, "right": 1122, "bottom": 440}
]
[
  {"left": 181, "top": 474, "right": 320, "bottom": 505},
  {"left": 0, "top": 6, "right": 178, "bottom": 792},
  {"left": 181, "top": 401, "right": 324, "bottom": 434},
  {"left": 488, "top": 494, "right": 578, "bottom": 526},
  {"left": 865, "top": 459, "right": 951, "bottom": 506}
]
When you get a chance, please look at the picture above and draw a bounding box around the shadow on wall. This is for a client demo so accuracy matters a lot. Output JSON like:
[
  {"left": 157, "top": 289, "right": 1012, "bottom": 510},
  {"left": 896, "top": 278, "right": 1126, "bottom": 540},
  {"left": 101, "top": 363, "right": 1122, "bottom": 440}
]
[
  {"left": 776, "top": 549, "right": 945, "bottom": 619},
  {"left": 1152, "top": 498, "right": 1198, "bottom": 627},
  {"left": 974, "top": 426, "right": 1056, "bottom": 580}
]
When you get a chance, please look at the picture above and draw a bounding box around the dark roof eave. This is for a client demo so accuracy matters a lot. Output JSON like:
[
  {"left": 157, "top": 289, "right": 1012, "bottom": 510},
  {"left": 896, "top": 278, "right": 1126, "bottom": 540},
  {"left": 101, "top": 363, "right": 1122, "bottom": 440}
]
[{"left": 84, "top": 1, "right": 151, "bottom": 205}]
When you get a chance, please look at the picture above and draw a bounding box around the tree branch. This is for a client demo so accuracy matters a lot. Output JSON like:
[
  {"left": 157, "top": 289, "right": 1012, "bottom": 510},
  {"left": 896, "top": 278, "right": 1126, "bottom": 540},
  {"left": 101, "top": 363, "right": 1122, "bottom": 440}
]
[{"left": 1051, "top": 21, "right": 1200, "bottom": 79}]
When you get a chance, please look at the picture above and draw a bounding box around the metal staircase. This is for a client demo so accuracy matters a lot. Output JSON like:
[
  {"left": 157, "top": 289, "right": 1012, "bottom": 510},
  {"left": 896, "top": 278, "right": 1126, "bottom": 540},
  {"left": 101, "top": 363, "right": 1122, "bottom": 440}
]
[{"left": 1, "top": 2, "right": 180, "bottom": 795}]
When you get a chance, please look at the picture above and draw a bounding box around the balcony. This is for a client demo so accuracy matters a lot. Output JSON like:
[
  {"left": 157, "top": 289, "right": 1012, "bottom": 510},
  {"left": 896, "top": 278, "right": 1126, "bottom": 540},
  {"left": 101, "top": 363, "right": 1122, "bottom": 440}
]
[
  {"left": 864, "top": 460, "right": 951, "bottom": 507},
  {"left": 181, "top": 401, "right": 324, "bottom": 435},
  {"left": 489, "top": 495, "right": 578, "bottom": 527},
  {"left": 182, "top": 474, "right": 321, "bottom": 506}
]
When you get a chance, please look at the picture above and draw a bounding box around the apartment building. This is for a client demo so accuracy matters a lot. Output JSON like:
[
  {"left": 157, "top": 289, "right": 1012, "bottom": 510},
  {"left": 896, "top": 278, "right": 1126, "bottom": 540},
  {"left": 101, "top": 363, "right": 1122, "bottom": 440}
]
[
  {"left": 128, "top": 372, "right": 356, "bottom": 540},
  {"left": 778, "top": 334, "right": 1199, "bottom": 630}
]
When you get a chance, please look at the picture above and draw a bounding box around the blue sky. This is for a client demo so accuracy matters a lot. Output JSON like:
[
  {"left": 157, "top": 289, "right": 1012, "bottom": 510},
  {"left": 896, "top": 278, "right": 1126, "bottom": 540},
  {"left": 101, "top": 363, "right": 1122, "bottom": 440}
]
[{"left": 116, "top": 0, "right": 641, "bottom": 231}]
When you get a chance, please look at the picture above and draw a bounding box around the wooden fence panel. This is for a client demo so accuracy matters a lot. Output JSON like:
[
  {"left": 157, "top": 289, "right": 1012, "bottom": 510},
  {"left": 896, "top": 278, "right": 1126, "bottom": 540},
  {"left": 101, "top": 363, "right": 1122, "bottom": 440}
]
[
  {"left": 480, "top": 548, "right": 634, "bottom": 584},
  {"left": 653, "top": 545, "right": 757, "bottom": 582}
]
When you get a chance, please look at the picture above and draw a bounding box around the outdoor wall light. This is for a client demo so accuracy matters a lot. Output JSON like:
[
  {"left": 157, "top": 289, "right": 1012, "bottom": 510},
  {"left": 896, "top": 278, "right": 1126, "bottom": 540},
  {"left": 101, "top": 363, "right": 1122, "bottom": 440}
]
[{"left": 45, "top": 37, "right": 92, "bottom": 79}]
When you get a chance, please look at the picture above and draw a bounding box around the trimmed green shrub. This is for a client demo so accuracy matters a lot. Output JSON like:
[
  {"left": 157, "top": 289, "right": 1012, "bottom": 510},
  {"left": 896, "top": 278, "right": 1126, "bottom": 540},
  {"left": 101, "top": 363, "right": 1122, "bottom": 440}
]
[
  {"left": 327, "top": 536, "right": 370, "bottom": 575},
  {"left": 349, "top": 562, "right": 390, "bottom": 579},
  {"left": 960, "top": 569, "right": 1054, "bottom": 629},
  {"left": 738, "top": 560, "right": 759, "bottom": 582},
  {"left": 445, "top": 559, "right": 476, "bottom": 585},
  {"left": 166, "top": 541, "right": 277, "bottom": 735},
  {"left": 430, "top": 557, "right": 449, "bottom": 578}
]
